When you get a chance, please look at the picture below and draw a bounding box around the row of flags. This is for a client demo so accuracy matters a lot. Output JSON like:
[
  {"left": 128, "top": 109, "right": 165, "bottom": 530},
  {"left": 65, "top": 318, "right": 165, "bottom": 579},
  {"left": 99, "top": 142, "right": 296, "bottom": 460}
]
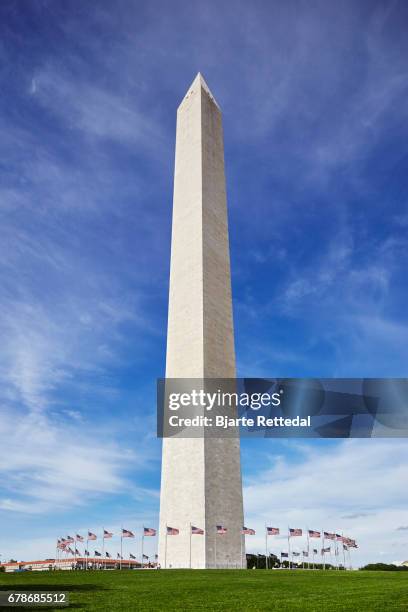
[
  {"left": 57, "top": 527, "right": 158, "bottom": 565},
  {"left": 164, "top": 525, "right": 358, "bottom": 548},
  {"left": 57, "top": 527, "right": 157, "bottom": 550}
]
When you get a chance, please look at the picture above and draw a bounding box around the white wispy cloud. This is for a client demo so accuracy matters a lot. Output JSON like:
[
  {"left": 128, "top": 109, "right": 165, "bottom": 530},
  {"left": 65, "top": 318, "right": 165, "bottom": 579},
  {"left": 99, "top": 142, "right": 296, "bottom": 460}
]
[
  {"left": 0, "top": 407, "right": 143, "bottom": 514},
  {"left": 243, "top": 439, "right": 408, "bottom": 565},
  {"left": 30, "top": 65, "right": 166, "bottom": 152}
]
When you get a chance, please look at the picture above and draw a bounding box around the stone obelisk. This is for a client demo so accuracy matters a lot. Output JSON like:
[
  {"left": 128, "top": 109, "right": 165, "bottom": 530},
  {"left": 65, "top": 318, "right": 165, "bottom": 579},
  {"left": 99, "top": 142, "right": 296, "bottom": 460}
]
[{"left": 158, "top": 74, "right": 244, "bottom": 569}]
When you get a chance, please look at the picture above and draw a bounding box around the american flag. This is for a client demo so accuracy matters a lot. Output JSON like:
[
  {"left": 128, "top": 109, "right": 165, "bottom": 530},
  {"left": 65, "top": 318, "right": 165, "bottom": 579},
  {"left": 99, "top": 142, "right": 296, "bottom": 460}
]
[
  {"left": 130, "top": 553, "right": 136, "bottom": 559},
  {"left": 143, "top": 554, "right": 149, "bottom": 559},
  {"left": 308, "top": 530, "right": 320, "bottom": 538},
  {"left": 343, "top": 544, "right": 349, "bottom": 551},
  {"left": 292, "top": 551, "right": 300, "bottom": 556},
  {"left": 117, "top": 553, "right": 122, "bottom": 559},
  {"left": 336, "top": 534, "right": 343, "bottom": 541},
  {"left": 103, "top": 530, "right": 113, "bottom": 539},
  {"left": 57, "top": 540, "right": 65, "bottom": 550},
  {"left": 106, "top": 552, "right": 111, "bottom": 558},
  {"left": 321, "top": 546, "right": 331, "bottom": 553},
  {"left": 281, "top": 552, "right": 288, "bottom": 558},
  {"left": 94, "top": 550, "right": 101, "bottom": 556},
  {"left": 313, "top": 548, "right": 318, "bottom": 554},
  {"left": 289, "top": 528, "right": 302, "bottom": 536},
  {"left": 84, "top": 550, "right": 90, "bottom": 556},
  {"left": 67, "top": 547, "right": 75, "bottom": 555},
  {"left": 144, "top": 527, "right": 156, "bottom": 536},
  {"left": 191, "top": 525, "right": 204, "bottom": 535},
  {"left": 66, "top": 536, "right": 74, "bottom": 543},
  {"left": 303, "top": 551, "right": 309, "bottom": 556},
  {"left": 122, "top": 529, "right": 134, "bottom": 538},
  {"left": 216, "top": 525, "right": 227, "bottom": 534},
  {"left": 75, "top": 548, "right": 80, "bottom": 555},
  {"left": 167, "top": 526, "right": 179, "bottom": 535},
  {"left": 76, "top": 534, "right": 84, "bottom": 542},
  {"left": 324, "top": 531, "right": 335, "bottom": 540},
  {"left": 242, "top": 527, "right": 255, "bottom": 535},
  {"left": 88, "top": 531, "right": 97, "bottom": 540},
  {"left": 267, "top": 527, "right": 279, "bottom": 535},
  {"left": 155, "top": 554, "right": 158, "bottom": 559}
]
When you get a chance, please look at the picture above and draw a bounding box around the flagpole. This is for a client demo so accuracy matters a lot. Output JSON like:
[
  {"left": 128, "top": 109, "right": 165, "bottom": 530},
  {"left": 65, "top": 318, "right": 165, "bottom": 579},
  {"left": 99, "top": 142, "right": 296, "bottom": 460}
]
[
  {"left": 307, "top": 528, "right": 310, "bottom": 570},
  {"left": 322, "top": 528, "right": 325, "bottom": 571},
  {"left": 165, "top": 524, "right": 168, "bottom": 569},
  {"left": 189, "top": 523, "right": 192, "bottom": 569},
  {"left": 86, "top": 532, "right": 89, "bottom": 571},
  {"left": 240, "top": 530, "right": 243, "bottom": 570},
  {"left": 102, "top": 527, "right": 105, "bottom": 571},
  {"left": 142, "top": 527, "right": 144, "bottom": 569},
  {"left": 336, "top": 536, "right": 339, "bottom": 570},
  {"left": 214, "top": 526, "right": 217, "bottom": 569},
  {"left": 342, "top": 534, "right": 346, "bottom": 570},
  {"left": 120, "top": 527, "right": 123, "bottom": 570},
  {"left": 265, "top": 525, "right": 268, "bottom": 570},
  {"left": 287, "top": 526, "right": 291, "bottom": 570}
]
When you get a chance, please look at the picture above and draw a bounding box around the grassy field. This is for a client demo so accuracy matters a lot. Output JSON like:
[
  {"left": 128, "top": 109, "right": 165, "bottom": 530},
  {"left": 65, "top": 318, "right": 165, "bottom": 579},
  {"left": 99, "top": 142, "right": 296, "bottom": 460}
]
[{"left": 1, "top": 569, "right": 407, "bottom": 611}]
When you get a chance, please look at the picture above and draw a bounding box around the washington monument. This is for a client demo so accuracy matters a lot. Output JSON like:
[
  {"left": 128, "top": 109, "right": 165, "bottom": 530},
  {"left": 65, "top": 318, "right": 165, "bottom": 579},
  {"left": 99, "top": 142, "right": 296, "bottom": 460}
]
[{"left": 158, "top": 74, "right": 244, "bottom": 569}]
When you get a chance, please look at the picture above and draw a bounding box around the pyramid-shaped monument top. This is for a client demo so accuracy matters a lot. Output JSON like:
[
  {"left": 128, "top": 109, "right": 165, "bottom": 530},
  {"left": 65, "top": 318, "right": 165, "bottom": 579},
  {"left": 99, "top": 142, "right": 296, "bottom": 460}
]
[{"left": 180, "top": 72, "right": 220, "bottom": 109}]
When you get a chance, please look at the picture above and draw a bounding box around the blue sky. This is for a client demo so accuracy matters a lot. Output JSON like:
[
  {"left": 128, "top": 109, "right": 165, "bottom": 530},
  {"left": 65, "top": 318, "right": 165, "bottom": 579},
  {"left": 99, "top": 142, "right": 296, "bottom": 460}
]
[{"left": 1, "top": 0, "right": 408, "bottom": 565}]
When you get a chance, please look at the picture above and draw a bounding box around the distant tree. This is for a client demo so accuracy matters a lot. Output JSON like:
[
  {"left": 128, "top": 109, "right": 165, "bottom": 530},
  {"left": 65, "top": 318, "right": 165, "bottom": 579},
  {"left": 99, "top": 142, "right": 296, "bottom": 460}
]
[{"left": 360, "top": 563, "right": 408, "bottom": 571}]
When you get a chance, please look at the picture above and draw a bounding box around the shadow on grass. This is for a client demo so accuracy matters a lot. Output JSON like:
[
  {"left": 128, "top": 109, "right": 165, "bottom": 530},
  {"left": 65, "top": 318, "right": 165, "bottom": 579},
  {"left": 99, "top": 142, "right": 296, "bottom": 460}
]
[{"left": 0, "top": 584, "right": 106, "bottom": 592}]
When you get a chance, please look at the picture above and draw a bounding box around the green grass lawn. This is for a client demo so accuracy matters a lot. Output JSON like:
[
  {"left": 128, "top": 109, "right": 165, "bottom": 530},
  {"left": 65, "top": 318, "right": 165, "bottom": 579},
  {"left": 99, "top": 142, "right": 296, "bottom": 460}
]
[{"left": 1, "top": 569, "right": 407, "bottom": 611}]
